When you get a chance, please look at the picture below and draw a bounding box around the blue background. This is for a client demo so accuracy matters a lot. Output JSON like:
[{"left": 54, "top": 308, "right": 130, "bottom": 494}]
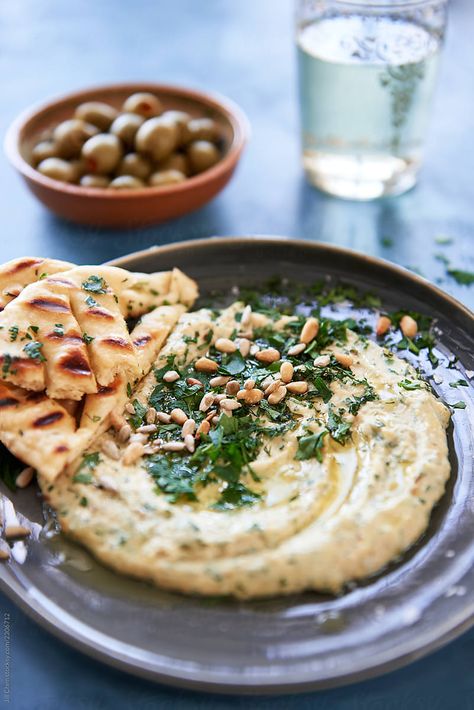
[{"left": 0, "top": 0, "right": 473, "bottom": 707}]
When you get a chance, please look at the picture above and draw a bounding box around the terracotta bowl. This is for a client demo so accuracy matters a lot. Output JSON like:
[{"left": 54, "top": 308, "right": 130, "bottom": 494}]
[{"left": 4, "top": 83, "right": 249, "bottom": 228}]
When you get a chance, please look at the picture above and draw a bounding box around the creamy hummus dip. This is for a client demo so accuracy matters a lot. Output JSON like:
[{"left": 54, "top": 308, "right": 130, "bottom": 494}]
[{"left": 41, "top": 301, "right": 451, "bottom": 598}]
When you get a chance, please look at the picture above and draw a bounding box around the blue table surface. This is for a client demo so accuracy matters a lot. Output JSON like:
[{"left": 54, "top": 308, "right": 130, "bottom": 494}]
[{"left": 1, "top": 1, "right": 473, "bottom": 707}]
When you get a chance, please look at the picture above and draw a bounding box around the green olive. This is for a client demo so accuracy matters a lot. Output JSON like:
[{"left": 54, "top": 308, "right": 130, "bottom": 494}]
[
  {"left": 31, "top": 141, "right": 57, "bottom": 165},
  {"left": 37, "top": 157, "right": 77, "bottom": 183},
  {"left": 109, "top": 175, "right": 145, "bottom": 190},
  {"left": 149, "top": 169, "right": 186, "bottom": 187},
  {"left": 74, "top": 101, "right": 119, "bottom": 130},
  {"left": 81, "top": 134, "right": 122, "bottom": 174},
  {"left": 135, "top": 117, "right": 179, "bottom": 161},
  {"left": 157, "top": 152, "right": 190, "bottom": 176},
  {"left": 80, "top": 174, "right": 110, "bottom": 188},
  {"left": 53, "top": 119, "right": 99, "bottom": 159},
  {"left": 187, "top": 140, "right": 221, "bottom": 174},
  {"left": 161, "top": 110, "right": 192, "bottom": 145},
  {"left": 122, "top": 92, "right": 163, "bottom": 118},
  {"left": 109, "top": 113, "right": 144, "bottom": 148},
  {"left": 183, "top": 117, "right": 219, "bottom": 144},
  {"left": 116, "top": 153, "right": 152, "bottom": 180}
]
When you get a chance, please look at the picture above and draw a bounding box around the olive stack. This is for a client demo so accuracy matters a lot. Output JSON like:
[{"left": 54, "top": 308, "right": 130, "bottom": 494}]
[{"left": 31, "top": 92, "right": 223, "bottom": 189}]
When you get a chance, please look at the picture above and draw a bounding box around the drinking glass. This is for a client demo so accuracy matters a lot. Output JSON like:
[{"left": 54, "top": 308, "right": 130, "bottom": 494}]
[{"left": 296, "top": 0, "right": 449, "bottom": 200}]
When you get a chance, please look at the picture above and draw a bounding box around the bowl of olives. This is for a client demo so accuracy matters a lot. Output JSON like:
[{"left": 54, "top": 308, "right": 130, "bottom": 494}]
[{"left": 5, "top": 83, "right": 249, "bottom": 227}]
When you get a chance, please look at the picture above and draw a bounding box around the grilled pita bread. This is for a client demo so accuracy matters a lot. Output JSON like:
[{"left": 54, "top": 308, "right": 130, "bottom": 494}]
[
  {"left": 0, "top": 264, "right": 198, "bottom": 399},
  {"left": 0, "top": 257, "right": 73, "bottom": 312}
]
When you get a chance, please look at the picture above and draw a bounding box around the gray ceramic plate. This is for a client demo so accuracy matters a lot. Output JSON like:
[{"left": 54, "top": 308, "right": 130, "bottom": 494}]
[{"left": 1, "top": 237, "right": 473, "bottom": 694}]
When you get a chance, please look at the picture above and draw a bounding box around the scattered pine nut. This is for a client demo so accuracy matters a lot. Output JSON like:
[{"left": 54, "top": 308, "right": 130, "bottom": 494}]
[
  {"left": 101, "top": 439, "right": 121, "bottom": 460},
  {"left": 130, "top": 433, "right": 147, "bottom": 444},
  {"left": 0, "top": 540, "right": 10, "bottom": 561},
  {"left": 334, "top": 352, "right": 353, "bottom": 368},
  {"left": 186, "top": 377, "right": 203, "bottom": 388},
  {"left": 118, "top": 423, "right": 132, "bottom": 443},
  {"left": 286, "top": 381, "right": 308, "bottom": 394},
  {"left": 268, "top": 385, "right": 287, "bottom": 405},
  {"left": 225, "top": 380, "right": 240, "bottom": 395},
  {"left": 288, "top": 343, "right": 306, "bottom": 357},
  {"left": 199, "top": 392, "right": 215, "bottom": 412},
  {"left": 182, "top": 419, "right": 196, "bottom": 438},
  {"left": 214, "top": 393, "right": 226, "bottom": 403},
  {"left": 146, "top": 407, "right": 157, "bottom": 424},
  {"left": 241, "top": 305, "right": 252, "bottom": 327},
  {"left": 280, "top": 361, "right": 294, "bottom": 383},
  {"left": 156, "top": 411, "right": 172, "bottom": 424},
  {"left": 163, "top": 370, "right": 180, "bottom": 383},
  {"left": 300, "top": 317, "right": 319, "bottom": 344},
  {"left": 255, "top": 348, "right": 280, "bottom": 364},
  {"left": 161, "top": 441, "right": 186, "bottom": 452},
  {"left": 205, "top": 409, "right": 218, "bottom": 422},
  {"left": 220, "top": 398, "right": 242, "bottom": 411},
  {"left": 136, "top": 424, "right": 158, "bottom": 434},
  {"left": 170, "top": 408, "right": 188, "bottom": 425},
  {"left": 251, "top": 313, "right": 267, "bottom": 328},
  {"left": 264, "top": 380, "right": 280, "bottom": 396},
  {"left": 238, "top": 388, "right": 264, "bottom": 404},
  {"left": 376, "top": 315, "right": 391, "bottom": 336},
  {"left": 314, "top": 354, "right": 330, "bottom": 367},
  {"left": 261, "top": 374, "right": 279, "bottom": 389},
  {"left": 125, "top": 403, "right": 136, "bottom": 414},
  {"left": 184, "top": 434, "right": 195, "bottom": 453},
  {"left": 244, "top": 378, "right": 256, "bottom": 390},
  {"left": 400, "top": 315, "right": 418, "bottom": 338},
  {"left": 209, "top": 375, "right": 231, "bottom": 387},
  {"left": 195, "top": 357, "right": 219, "bottom": 373},
  {"left": 215, "top": 337, "right": 237, "bottom": 353},
  {"left": 197, "top": 420, "right": 210, "bottom": 437},
  {"left": 237, "top": 338, "right": 251, "bottom": 357},
  {"left": 4, "top": 524, "right": 30, "bottom": 541},
  {"left": 15, "top": 466, "right": 35, "bottom": 489}
]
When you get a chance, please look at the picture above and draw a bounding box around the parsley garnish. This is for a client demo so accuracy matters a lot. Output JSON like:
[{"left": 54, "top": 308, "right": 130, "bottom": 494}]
[
  {"left": 53, "top": 323, "right": 64, "bottom": 337},
  {"left": 85, "top": 295, "right": 98, "bottom": 307},
  {"left": 73, "top": 452, "right": 101, "bottom": 483},
  {"left": 8, "top": 325, "right": 19, "bottom": 342},
  {"left": 447, "top": 268, "right": 474, "bottom": 286},
  {"left": 451, "top": 401, "right": 466, "bottom": 409},
  {"left": 23, "top": 341, "right": 46, "bottom": 361},
  {"left": 327, "top": 405, "right": 352, "bottom": 444},
  {"left": 295, "top": 430, "right": 327, "bottom": 462},
  {"left": 399, "top": 379, "right": 423, "bottom": 390},
  {"left": 82, "top": 332, "right": 94, "bottom": 344},
  {"left": 449, "top": 379, "right": 468, "bottom": 388},
  {"left": 82, "top": 275, "right": 108, "bottom": 294}
]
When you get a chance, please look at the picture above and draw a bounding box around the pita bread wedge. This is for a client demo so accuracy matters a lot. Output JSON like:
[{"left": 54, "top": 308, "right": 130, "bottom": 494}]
[{"left": 0, "top": 257, "right": 73, "bottom": 312}]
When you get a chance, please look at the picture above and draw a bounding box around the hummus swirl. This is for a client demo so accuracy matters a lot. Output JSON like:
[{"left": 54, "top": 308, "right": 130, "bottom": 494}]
[{"left": 41, "top": 302, "right": 451, "bottom": 598}]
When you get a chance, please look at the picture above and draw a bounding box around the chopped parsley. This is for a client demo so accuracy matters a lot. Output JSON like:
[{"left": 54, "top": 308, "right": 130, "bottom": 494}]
[
  {"left": 449, "top": 379, "right": 468, "bottom": 388},
  {"left": 82, "top": 332, "right": 94, "bottom": 344},
  {"left": 85, "top": 295, "right": 98, "bottom": 308},
  {"left": 53, "top": 323, "right": 64, "bottom": 337},
  {"left": 295, "top": 430, "right": 327, "bottom": 462},
  {"left": 23, "top": 340, "right": 46, "bottom": 361},
  {"left": 8, "top": 325, "right": 19, "bottom": 342},
  {"left": 73, "top": 452, "right": 101, "bottom": 483},
  {"left": 82, "top": 275, "right": 108, "bottom": 294},
  {"left": 327, "top": 405, "right": 352, "bottom": 444},
  {"left": 446, "top": 267, "right": 474, "bottom": 286},
  {"left": 451, "top": 401, "right": 466, "bottom": 410},
  {"left": 399, "top": 379, "right": 423, "bottom": 390}
]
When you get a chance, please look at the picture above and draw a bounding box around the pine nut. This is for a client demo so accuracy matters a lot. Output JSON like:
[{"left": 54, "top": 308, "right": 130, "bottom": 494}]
[
  {"left": 142, "top": 445, "right": 156, "bottom": 455},
  {"left": 4, "top": 525, "right": 30, "bottom": 540},
  {"left": 110, "top": 411, "right": 126, "bottom": 430},
  {"left": 209, "top": 375, "right": 231, "bottom": 387},
  {"left": 215, "top": 337, "right": 237, "bottom": 353},
  {"left": 199, "top": 392, "right": 215, "bottom": 412},
  {"left": 376, "top": 315, "right": 391, "bottom": 336},
  {"left": 145, "top": 407, "right": 157, "bottom": 424},
  {"left": 211, "top": 415, "right": 219, "bottom": 425},
  {"left": 182, "top": 419, "right": 196, "bottom": 438},
  {"left": 136, "top": 424, "right": 157, "bottom": 434},
  {"left": 220, "top": 398, "right": 242, "bottom": 411},
  {"left": 186, "top": 377, "right": 203, "bottom": 388},
  {"left": 156, "top": 411, "right": 171, "bottom": 424},
  {"left": 161, "top": 441, "right": 186, "bottom": 452},
  {"left": 251, "top": 313, "right": 267, "bottom": 328},
  {"left": 118, "top": 423, "right": 132, "bottom": 442},
  {"left": 286, "top": 381, "right": 308, "bottom": 394},
  {"left": 300, "top": 317, "right": 319, "bottom": 344},
  {"left": 184, "top": 434, "right": 195, "bottom": 453},
  {"left": 130, "top": 433, "right": 147, "bottom": 444},
  {"left": 195, "top": 357, "right": 218, "bottom": 373},
  {"left": 163, "top": 370, "right": 180, "bottom": 383},
  {"left": 268, "top": 385, "right": 287, "bottom": 405},
  {"left": 237, "top": 338, "right": 251, "bottom": 357},
  {"left": 280, "top": 361, "right": 294, "bottom": 383},
  {"left": 314, "top": 354, "right": 330, "bottom": 367},
  {"left": 400, "top": 315, "right": 418, "bottom": 338},
  {"left": 205, "top": 410, "right": 217, "bottom": 422},
  {"left": 101, "top": 439, "right": 121, "bottom": 460},
  {"left": 241, "top": 305, "right": 252, "bottom": 327},
  {"left": 255, "top": 348, "right": 280, "bottom": 364},
  {"left": 334, "top": 352, "right": 353, "bottom": 368},
  {"left": 15, "top": 466, "right": 35, "bottom": 489},
  {"left": 197, "top": 420, "right": 210, "bottom": 437},
  {"left": 265, "top": 380, "right": 280, "bottom": 396},
  {"left": 238, "top": 388, "right": 264, "bottom": 404},
  {"left": 125, "top": 403, "right": 136, "bottom": 414},
  {"left": 214, "top": 393, "right": 226, "bottom": 403},
  {"left": 0, "top": 541, "right": 10, "bottom": 561},
  {"left": 288, "top": 343, "right": 306, "bottom": 357},
  {"left": 261, "top": 374, "right": 279, "bottom": 389},
  {"left": 225, "top": 380, "right": 240, "bottom": 395},
  {"left": 244, "top": 378, "right": 255, "bottom": 390},
  {"left": 170, "top": 408, "right": 188, "bottom": 425}
]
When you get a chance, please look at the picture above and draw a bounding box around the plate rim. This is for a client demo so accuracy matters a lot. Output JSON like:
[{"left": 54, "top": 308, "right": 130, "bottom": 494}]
[{"left": 1, "top": 235, "right": 473, "bottom": 695}]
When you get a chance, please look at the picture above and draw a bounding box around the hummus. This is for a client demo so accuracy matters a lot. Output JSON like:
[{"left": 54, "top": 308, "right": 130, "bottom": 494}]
[{"left": 41, "top": 301, "right": 451, "bottom": 598}]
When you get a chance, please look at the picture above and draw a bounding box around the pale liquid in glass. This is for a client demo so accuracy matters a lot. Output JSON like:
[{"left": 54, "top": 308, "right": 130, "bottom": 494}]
[{"left": 297, "top": 15, "right": 442, "bottom": 199}]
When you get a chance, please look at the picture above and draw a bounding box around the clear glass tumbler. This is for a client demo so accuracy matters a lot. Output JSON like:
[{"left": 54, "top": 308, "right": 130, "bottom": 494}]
[{"left": 296, "top": 0, "right": 448, "bottom": 200}]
